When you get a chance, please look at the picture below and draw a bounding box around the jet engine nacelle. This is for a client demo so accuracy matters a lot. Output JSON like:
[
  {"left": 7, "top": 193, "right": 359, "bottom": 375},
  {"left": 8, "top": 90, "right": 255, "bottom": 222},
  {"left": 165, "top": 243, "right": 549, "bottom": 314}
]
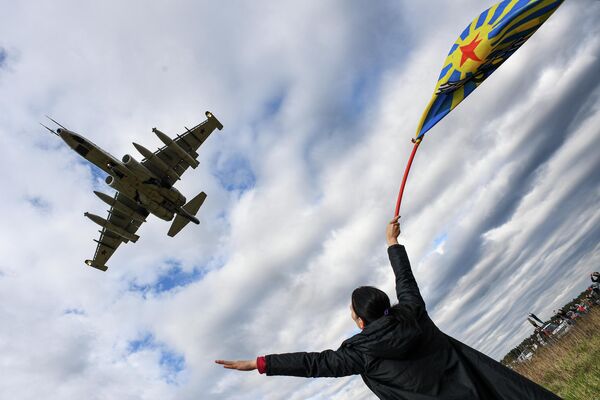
[
  {"left": 105, "top": 175, "right": 135, "bottom": 199},
  {"left": 122, "top": 154, "right": 158, "bottom": 181}
]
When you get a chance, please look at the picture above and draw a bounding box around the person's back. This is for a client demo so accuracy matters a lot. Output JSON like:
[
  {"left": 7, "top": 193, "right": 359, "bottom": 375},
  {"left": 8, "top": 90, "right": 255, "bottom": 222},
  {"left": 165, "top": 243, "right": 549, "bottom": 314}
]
[{"left": 338, "top": 292, "right": 472, "bottom": 398}]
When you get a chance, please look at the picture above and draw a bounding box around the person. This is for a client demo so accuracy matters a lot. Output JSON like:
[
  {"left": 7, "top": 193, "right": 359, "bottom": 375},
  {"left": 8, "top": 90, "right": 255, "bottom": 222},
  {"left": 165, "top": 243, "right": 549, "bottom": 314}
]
[
  {"left": 591, "top": 272, "right": 599, "bottom": 283},
  {"left": 555, "top": 308, "right": 574, "bottom": 325},
  {"left": 216, "top": 217, "right": 560, "bottom": 399},
  {"left": 587, "top": 288, "right": 600, "bottom": 306},
  {"left": 534, "top": 328, "right": 547, "bottom": 347}
]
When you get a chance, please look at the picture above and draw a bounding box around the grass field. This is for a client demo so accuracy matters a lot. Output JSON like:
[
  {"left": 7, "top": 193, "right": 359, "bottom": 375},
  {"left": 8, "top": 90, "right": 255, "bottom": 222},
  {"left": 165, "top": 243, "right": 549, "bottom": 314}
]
[{"left": 513, "top": 307, "right": 600, "bottom": 399}]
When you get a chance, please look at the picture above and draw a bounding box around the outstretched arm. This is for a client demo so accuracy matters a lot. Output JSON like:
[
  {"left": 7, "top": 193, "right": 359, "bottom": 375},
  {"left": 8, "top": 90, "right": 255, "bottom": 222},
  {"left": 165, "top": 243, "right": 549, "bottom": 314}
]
[
  {"left": 265, "top": 347, "right": 365, "bottom": 377},
  {"left": 216, "top": 347, "right": 365, "bottom": 378},
  {"left": 386, "top": 217, "right": 426, "bottom": 310}
]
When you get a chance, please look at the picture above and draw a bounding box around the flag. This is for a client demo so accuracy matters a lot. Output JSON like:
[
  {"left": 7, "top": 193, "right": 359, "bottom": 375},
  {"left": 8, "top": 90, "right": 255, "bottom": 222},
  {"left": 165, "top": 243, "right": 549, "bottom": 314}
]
[{"left": 415, "top": 0, "right": 564, "bottom": 141}]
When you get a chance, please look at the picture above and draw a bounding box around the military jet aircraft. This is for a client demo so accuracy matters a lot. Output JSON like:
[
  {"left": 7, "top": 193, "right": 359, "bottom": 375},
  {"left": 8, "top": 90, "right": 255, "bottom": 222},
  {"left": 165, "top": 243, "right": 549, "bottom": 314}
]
[{"left": 41, "top": 111, "right": 223, "bottom": 271}]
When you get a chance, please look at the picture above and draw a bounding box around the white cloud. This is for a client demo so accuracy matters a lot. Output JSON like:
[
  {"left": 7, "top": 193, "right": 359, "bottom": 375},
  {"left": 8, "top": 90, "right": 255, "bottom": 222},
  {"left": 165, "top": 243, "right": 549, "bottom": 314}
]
[{"left": 0, "top": 1, "right": 599, "bottom": 399}]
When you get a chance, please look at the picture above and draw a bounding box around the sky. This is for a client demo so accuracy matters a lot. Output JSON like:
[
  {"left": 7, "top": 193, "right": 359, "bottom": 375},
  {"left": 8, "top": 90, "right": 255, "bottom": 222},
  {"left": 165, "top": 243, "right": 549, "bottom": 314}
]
[{"left": 0, "top": 1, "right": 599, "bottom": 399}]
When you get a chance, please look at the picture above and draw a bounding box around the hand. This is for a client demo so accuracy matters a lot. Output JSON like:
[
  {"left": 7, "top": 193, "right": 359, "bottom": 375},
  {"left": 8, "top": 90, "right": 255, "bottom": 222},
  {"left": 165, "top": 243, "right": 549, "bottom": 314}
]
[
  {"left": 215, "top": 359, "right": 257, "bottom": 371},
  {"left": 386, "top": 216, "right": 401, "bottom": 246}
]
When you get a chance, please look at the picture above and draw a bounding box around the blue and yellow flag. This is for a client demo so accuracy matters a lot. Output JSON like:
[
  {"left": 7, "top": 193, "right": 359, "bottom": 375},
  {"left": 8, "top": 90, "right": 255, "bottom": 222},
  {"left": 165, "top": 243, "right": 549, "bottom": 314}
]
[{"left": 415, "top": 0, "right": 563, "bottom": 141}]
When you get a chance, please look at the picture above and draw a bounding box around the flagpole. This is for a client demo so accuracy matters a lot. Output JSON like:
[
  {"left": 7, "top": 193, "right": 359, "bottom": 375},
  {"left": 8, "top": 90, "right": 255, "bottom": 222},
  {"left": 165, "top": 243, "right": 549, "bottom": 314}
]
[{"left": 394, "top": 140, "right": 421, "bottom": 217}]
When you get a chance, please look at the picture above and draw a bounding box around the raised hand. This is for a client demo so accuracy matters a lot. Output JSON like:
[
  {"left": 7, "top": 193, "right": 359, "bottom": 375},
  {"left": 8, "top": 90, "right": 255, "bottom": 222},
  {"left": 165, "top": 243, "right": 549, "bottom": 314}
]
[{"left": 386, "top": 216, "right": 401, "bottom": 246}]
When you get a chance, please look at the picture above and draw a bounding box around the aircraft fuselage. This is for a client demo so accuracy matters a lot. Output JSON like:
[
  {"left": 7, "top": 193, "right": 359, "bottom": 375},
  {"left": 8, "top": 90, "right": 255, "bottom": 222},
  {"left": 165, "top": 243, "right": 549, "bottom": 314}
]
[{"left": 57, "top": 128, "right": 188, "bottom": 222}]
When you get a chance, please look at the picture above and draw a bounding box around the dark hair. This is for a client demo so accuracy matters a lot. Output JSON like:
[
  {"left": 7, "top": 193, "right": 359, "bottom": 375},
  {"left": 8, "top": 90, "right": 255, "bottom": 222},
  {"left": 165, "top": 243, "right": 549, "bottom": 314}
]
[
  {"left": 352, "top": 286, "right": 416, "bottom": 327},
  {"left": 351, "top": 286, "right": 391, "bottom": 325}
]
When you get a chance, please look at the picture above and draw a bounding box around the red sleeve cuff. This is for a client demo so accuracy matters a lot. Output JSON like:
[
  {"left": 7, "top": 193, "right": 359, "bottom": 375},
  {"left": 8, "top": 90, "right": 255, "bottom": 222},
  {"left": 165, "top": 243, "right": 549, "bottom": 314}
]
[{"left": 256, "top": 356, "right": 266, "bottom": 374}]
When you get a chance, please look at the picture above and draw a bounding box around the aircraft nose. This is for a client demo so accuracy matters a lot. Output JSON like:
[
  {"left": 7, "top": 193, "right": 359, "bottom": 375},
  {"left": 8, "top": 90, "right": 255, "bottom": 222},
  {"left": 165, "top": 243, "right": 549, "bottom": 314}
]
[
  {"left": 56, "top": 128, "right": 74, "bottom": 142},
  {"left": 56, "top": 127, "right": 74, "bottom": 138}
]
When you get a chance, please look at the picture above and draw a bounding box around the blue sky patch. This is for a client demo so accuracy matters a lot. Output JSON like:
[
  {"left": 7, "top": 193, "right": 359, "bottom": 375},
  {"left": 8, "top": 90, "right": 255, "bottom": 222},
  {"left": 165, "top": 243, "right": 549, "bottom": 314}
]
[
  {"left": 212, "top": 153, "right": 256, "bottom": 193},
  {"left": 127, "top": 332, "right": 185, "bottom": 383},
  {"left": 26, "top": 196, "right": 51, "bottom": 212},
  {"left": 129, "top": 262, "right": 206, "bottom": 295},
  {"left": 160, "top": 348, "right": 186, "bottom": 382},
  {"left": 347, "top": 75, "right": 373, "bottom": 116},
  {"left": 128, "top": 332, "right": 154, "bottom": 352},
  {"left": 433, "top": 233, "right": 448, "bottom": 249},
  {"left": 63, "top": 308, "right": 86, "bottom": 315},
  {"left": 264, "top": 92, "right": 286, "bottom": 118}
]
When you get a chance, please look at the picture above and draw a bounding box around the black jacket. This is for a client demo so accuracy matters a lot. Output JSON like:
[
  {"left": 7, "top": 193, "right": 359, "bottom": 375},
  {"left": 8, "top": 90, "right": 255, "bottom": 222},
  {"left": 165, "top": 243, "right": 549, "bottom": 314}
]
[{"left": 265, "top": 244, "right": 561, "bottom": 400}]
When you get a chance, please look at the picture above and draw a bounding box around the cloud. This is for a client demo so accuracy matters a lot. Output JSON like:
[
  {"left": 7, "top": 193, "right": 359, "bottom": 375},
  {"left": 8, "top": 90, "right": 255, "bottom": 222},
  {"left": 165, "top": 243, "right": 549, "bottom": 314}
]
[{"left": 0, "top": 1, "right": 599, "bottom": 399}]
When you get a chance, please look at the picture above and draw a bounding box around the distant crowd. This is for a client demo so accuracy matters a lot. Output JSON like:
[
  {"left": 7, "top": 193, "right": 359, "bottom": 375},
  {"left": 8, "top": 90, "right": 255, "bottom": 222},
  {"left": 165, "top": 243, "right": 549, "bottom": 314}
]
[
  {"left": 528, "top": 271, "right": 599, "bottom": 347},
  {"left": 504, "top": 271, "right": 599, "bottom": 365}
]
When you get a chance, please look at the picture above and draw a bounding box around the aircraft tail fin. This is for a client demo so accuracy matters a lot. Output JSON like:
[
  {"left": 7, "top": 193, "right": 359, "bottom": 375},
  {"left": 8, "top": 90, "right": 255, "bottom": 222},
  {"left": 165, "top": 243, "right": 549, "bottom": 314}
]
[{"left": 168, "top": 192, "right": 207, "bottom": 237}]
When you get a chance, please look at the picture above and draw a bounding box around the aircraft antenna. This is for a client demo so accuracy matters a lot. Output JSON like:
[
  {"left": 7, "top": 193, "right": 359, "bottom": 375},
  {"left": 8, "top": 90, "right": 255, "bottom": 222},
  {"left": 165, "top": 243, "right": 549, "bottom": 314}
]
[
  {"left": 45, "top": 115, "right": 67, "bottom": 129},
  {"left": 40, "top": 123, "right": 59, "bottom": 136}
]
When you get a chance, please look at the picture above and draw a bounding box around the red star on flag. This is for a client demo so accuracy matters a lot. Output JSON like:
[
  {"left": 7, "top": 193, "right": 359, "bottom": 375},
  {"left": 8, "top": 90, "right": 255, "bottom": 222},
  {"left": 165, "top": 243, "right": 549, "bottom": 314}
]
[{"left": 459, "top": 33, "right": 483, "bottom": 67}]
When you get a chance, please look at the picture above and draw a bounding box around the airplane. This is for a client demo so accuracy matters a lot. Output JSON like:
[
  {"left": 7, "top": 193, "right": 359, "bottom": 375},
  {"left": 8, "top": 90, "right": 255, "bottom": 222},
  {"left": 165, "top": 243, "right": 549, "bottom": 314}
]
[{"left": 41, "top": 111, "right": 223, "bottom": 272}]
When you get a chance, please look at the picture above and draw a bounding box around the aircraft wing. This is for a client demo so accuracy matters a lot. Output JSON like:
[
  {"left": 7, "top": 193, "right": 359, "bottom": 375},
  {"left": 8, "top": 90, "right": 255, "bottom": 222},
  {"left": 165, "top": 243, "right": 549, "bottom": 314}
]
[
  {"left": 85, "top": 192, "right": 149, "bottom": 271},
  {"left": 141, "top": 111, "right": 223, "bottom": 187}
]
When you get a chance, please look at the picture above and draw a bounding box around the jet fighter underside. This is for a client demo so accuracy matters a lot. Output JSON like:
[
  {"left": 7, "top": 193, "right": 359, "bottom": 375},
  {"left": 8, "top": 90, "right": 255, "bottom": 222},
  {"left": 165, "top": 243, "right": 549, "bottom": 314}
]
[{"left": 44, "top": 111, "right": 223, "bottom": 271}]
